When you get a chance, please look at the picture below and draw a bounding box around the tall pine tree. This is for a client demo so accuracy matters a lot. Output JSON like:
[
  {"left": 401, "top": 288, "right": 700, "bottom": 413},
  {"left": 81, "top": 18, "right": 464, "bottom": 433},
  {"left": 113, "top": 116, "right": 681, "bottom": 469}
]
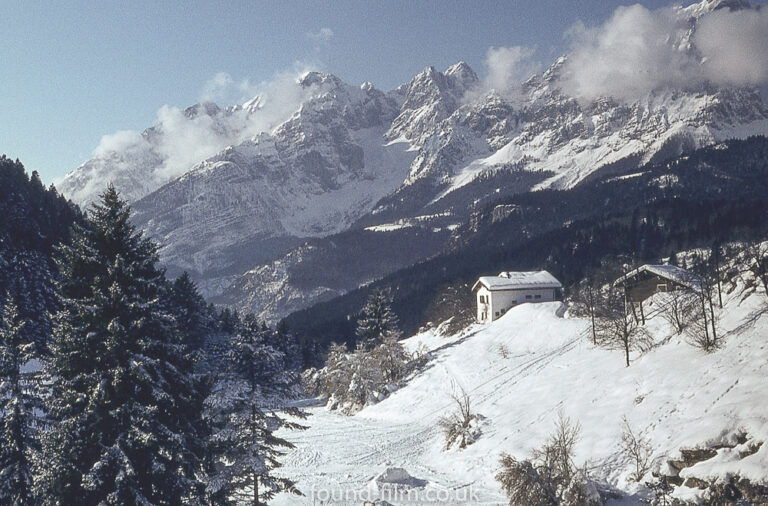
[
  {"left": 168, "top": 272, "right": 212, "bottom": 353},
  {"left": 206, "top": 320, "right": 306, "bottom": 505},
  {"left": 38, "top": 186, "right": 208, "bottom": 505},
  {"left": 355, "top": 289, "right": 401, "bottom": 349},
  {"left": 0, "top": 294, "right": 43, "bottom": 506}
]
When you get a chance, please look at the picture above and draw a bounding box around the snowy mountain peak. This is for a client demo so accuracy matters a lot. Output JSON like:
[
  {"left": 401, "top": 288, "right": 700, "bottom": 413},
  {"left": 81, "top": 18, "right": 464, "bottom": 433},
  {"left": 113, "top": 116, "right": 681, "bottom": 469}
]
[
  {"left": 298, "top": 71, "right": 344, "bottom": 90},
  {"left": 242, "top": 95, "right": 263, "bottom": 112},
  {"left": 682, "top": 0, "right": 753, "bottom": 18},
  {"left": 183, "top": 101, "right": 222, "bottom": 119},
  {"left": 706, "top": 0, "right": 752, "bottom": 11},
  {"left": 385, "top": 62, "right": 479, "bottom": 146},
  {"left": 444, "top": 61, "right": 479, "bottom": 87}
]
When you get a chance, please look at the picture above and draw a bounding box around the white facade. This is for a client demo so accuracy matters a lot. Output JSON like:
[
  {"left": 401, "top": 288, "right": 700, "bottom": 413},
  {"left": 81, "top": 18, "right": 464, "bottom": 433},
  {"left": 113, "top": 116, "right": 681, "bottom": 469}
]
[{"left": 473, "top": 271, "right": 561, "bottom": 323}]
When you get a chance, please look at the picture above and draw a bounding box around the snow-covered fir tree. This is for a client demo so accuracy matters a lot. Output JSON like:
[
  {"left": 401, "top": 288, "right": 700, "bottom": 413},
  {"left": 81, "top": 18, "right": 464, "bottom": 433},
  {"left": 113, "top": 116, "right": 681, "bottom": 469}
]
[
  {"left": 168, "top": 271, "right": 213, "bottom": 354},
  {"left": 37, "top": 186, "right": 208, "bottom": 505},
  {"left": 206, "top": 319, "right": 306, "bottom": 505},
  {"left": 303, "top": 298, "right": 414, "bottom": 413},
  {"left": 0, "top": 293, "right": 44, "bottom": 506},
  {"left": 355, "top": 289, "right": 401, "bottom": 350}
]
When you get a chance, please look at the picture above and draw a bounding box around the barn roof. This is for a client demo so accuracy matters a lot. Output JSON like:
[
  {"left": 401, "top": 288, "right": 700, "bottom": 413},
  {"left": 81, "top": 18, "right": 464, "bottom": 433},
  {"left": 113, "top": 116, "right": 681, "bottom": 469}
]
[
  {"left": 472, "top": 270, "right": 562, "bottom": 292},
  {"left": 614, "top": 264, "right": 701, "bottom": 291}
]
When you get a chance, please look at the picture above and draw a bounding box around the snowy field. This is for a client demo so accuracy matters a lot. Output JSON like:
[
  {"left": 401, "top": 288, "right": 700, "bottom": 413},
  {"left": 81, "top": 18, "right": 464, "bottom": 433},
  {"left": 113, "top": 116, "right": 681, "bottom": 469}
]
[{"left": 273, "top": 289, "right": 768, "bottom": 505}]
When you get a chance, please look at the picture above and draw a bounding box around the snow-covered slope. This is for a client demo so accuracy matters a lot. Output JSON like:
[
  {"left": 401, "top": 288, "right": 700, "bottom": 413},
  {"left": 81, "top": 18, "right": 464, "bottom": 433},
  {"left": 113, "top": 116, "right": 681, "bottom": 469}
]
[{"left": 274, "top": 291, "right": 768, "bottom": 504}]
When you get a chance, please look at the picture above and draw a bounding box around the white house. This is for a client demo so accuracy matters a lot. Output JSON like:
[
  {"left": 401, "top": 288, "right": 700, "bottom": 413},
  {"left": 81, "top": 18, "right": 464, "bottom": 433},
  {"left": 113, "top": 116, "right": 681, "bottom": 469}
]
[{"left": 472, "top": 271, "right": 562, "bottom": 323}]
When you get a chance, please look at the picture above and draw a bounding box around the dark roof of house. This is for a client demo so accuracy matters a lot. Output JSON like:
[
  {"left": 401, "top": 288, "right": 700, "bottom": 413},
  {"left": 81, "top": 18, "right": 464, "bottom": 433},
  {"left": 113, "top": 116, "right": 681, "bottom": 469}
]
[{"left": 614, "top": 264, "right": 702, "bottom": 291}]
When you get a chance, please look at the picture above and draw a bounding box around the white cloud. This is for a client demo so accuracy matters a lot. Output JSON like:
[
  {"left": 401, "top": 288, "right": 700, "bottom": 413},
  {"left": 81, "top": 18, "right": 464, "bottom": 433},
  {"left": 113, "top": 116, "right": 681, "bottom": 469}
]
[
  {"left": 90, "top": 65, "right": 324, "bottom": 191},
  {"left": 307, "top": 27, "right": 334, "bottom": 42},
  {"left": 559, "top": 5, "right": 695, "bottom": 102},
  {"left": 92, "top": 130, "right": 146, "bottom": 159},
  {"left": 240, "top": 66, "right": 321, "bottom": 135},
  {"left": 200, "top": 72, "right": 261, "bottom": 104},
  {"left": 695, "top": 7, "right": 768, "bottom": 87},
  {"left": 558, "top": 3, "right": 768, "bottom": 103},
  {"left": 463, "top": 45, "right": 541, "bottom": 103},
  {"left": 485, "top": 46, "right": 540, "bottom": 92}
]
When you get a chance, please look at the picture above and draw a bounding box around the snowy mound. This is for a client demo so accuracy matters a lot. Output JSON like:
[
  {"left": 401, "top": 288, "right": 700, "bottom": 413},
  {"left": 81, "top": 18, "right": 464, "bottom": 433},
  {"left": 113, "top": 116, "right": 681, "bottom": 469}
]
[{"left": 373, "top": 467, "right": 427, "bottom": 489}]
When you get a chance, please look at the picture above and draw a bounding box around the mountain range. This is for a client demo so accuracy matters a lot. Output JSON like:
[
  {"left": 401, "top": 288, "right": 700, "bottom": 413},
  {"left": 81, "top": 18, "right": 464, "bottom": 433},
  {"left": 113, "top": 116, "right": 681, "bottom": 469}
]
[{"left": 57, "top": 0, "right": 768, "bottom": 323}]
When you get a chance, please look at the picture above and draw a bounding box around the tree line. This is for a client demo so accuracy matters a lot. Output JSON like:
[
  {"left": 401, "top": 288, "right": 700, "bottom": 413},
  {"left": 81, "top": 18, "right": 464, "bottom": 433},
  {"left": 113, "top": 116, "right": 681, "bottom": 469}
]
[{"left": 0, "top": 183, "right": 306, "bottom": 505}]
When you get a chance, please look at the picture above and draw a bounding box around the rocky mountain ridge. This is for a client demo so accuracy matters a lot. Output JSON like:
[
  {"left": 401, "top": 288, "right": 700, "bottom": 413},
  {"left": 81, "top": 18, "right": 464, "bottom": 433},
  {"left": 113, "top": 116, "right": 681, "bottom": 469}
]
[{"left": 57, "top": 0, "right": 768, "bottom": 319}]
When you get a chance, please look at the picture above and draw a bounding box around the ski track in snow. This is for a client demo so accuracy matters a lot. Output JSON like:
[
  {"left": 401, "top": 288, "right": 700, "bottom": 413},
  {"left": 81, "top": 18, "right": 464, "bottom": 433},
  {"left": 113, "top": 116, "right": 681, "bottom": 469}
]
[{"left": 272, "top": 287, "right": 768, "bottom": 505}]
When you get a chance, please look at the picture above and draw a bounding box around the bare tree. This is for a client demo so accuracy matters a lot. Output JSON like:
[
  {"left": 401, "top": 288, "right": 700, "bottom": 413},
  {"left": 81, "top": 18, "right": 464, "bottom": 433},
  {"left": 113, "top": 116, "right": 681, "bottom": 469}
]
[
  {"left": 741, "top": 240, "right": 768, "bottom": 300},
  {"left": 620, "top": 416, "right": 653, "bottom": 482},
  {"left": 709, "top": 242, "right": 724, "bottom": 308},
  {"left": 570, "top": 277, "right": 601, "bottom": 345},
  {"left": 533, "top": 413, "right": 582, "bottom": 489},
  {"left": 685, "top": 291, "right": 720, "bottom": 351},
  {"left": 660, "top": 288, "right": 696, "bottom": 335},
  {"left": 496, "top": 413, "right": 599, "bottom": 506},
  {"left": 595, "top": 287, "right": 653, "bottom": 367},
  {"left": 438, "top": 383, "right": 480, "bottom": 450},
  {"left": 686, "top": 255, "right": 721, "bottom": 352}
]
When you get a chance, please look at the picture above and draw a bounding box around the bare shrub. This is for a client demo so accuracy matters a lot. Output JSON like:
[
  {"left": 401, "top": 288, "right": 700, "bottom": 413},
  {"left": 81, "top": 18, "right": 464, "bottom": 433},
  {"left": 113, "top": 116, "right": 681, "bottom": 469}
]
[
  {"left": 684, "top": 292, "right": 721, "bottom": 352},
  {"left": 438, "top": 384, "right": 480, "bottom": 450},
  {"left": 410, "top": 343, "right": 430, "bottom": 369},
  {"left": 496, "top": 343, "right": 511, "bottom": 359},
  {"left": 620, "top": 416, "right": 653, "bottom": 482},
  {"left": 496, "top": 413, "right": 601, "bottom": 506},
  {"left": 643, "top": 477, "right": 674, "bottom": 505},
  {"left": 660, "top": 289, "right": 696, "bottom": 335}
]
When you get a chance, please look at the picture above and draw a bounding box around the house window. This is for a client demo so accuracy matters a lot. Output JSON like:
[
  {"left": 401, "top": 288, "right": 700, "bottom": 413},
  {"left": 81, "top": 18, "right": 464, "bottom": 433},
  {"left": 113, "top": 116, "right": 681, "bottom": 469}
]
[
  {"left": 479, "top": 295, "right": 487, "bottom": 303},
  {"left": 657, "top": 283, "right": 668, "bottom": 292},
  {"left": 481, "top": 311, "right": 487, "bottom": 320},
  {"left": 534, "top": 295, "right": 541, "bottom": 299},
  {"left": 495, "top": 311, "right": 500, "bottom": 317},
  {"left": 525, "top": 295, "right": 533, "bottom": 300}
]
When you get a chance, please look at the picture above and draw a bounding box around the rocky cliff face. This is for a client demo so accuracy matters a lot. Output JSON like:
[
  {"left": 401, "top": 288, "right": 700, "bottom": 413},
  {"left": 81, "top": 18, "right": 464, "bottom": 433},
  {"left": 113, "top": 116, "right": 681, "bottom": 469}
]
[
  {"left": 127, "top": 73, "right": 415, "bottom": 293},
  {"left": 57, "top": 0, "right": 768, "bottom": 319}
]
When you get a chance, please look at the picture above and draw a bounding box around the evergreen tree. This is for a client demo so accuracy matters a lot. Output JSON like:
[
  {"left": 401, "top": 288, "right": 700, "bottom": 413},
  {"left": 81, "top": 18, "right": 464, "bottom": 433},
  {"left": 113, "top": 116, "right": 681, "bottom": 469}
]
[
  {"left": 0, "top": 294, "right": 43, "bottom": 506},
  {"left": 38, "top": 186, "right": 208, "bottom": 505},
  {"left": 355, "top": 289, "right": 401, "bottom": 349},
  {"left": 168, "top": 271, "right": 212, "bottom": 353},
  {"left": 207, "top": 323, "right": 306, "bottom": 505}
]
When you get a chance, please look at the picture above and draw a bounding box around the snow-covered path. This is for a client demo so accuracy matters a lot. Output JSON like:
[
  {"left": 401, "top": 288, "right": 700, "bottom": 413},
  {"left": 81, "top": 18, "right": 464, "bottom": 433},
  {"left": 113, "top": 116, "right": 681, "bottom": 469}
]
[{"left": 273, "top": 293, "right": 768, "bottom": 505}]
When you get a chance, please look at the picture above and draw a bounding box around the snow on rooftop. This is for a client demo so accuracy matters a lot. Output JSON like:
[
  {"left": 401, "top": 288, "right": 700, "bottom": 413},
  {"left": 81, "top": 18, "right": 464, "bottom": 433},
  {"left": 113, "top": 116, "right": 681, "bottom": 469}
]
[
  {"left": 615, "top": 264, "right": 702, "bottom": 290},
  {"left": 475, "top": 270, "right": 562, "bottom": 291}
]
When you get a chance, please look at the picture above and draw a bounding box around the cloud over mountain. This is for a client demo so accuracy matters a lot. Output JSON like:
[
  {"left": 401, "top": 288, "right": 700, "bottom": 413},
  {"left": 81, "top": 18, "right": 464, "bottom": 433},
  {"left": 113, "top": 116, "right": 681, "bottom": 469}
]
[
  {"left": 74, "top": 67, "right": 322, "bottom": 202},
  {"left": 559, "top": 2, "right": 768, "bottom": 102}
]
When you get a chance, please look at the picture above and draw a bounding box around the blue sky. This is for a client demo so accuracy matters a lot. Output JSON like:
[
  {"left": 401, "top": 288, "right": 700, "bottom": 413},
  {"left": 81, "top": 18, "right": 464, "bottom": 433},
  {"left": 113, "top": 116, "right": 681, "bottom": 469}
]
[{"left": 1, "top": 0, "right": 763, "bottom": 183}]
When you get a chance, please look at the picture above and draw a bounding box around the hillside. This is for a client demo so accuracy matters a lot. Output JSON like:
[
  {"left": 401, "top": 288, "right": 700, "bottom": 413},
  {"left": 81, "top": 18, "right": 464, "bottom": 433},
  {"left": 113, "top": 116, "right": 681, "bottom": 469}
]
[
  {"left": 273, "top": 291, "right": 768, "bottom": 504},
  {"left": 283, "top": 136, "right": 768, "bottom": 354}
]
